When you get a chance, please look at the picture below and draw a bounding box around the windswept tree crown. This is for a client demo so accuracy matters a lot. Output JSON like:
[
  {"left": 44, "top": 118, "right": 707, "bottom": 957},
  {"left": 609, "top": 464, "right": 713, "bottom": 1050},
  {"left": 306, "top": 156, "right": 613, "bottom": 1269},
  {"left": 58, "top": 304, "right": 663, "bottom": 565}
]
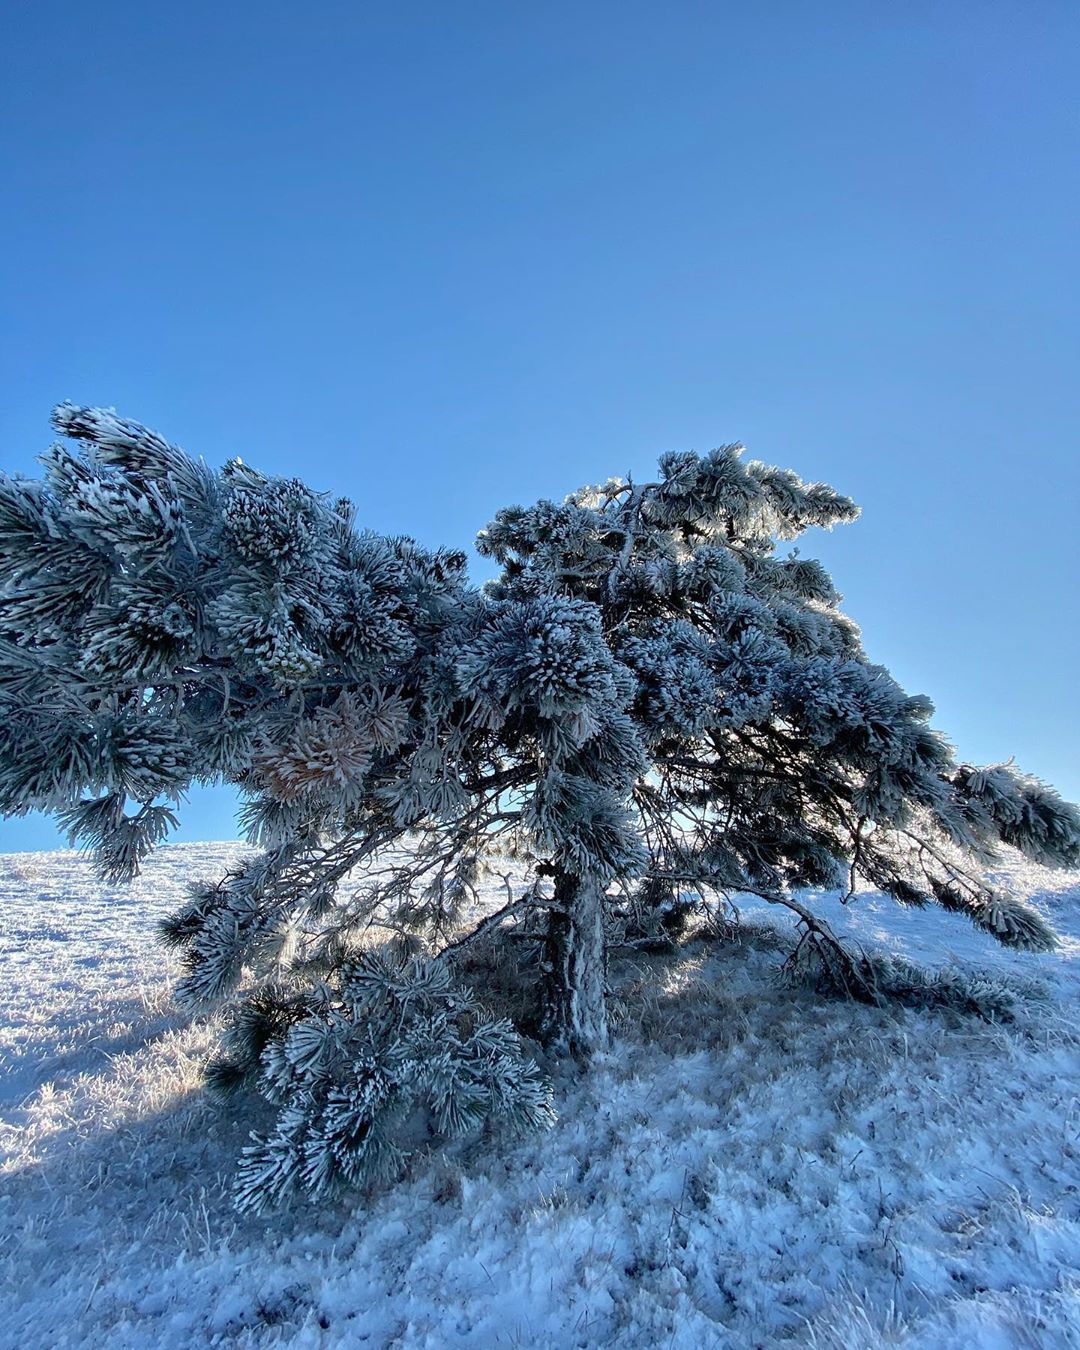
[{"left": 0, "top": 405, "right": 1076, "bottom": 1208}]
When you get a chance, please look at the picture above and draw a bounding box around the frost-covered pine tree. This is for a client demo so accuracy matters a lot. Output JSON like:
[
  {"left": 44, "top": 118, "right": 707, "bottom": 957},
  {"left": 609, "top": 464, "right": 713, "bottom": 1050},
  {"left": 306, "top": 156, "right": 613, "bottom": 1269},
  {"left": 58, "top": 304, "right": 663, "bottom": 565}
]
[{"left": 1, "top": 406, "right": 1077, "bottom": 1209}]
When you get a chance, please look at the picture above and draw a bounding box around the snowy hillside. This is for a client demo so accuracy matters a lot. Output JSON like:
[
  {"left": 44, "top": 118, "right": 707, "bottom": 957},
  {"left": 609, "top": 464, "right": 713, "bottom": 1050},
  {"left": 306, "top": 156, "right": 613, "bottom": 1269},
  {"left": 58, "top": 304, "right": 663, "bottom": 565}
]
[{"left": 2, "top": 844, "right": 1079, "bottom": 1348}]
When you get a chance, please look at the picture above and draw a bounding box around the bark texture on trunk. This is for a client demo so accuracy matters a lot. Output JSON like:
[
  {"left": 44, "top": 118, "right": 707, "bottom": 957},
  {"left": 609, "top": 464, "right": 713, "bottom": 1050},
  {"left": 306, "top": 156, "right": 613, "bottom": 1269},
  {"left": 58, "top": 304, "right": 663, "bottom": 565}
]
[{"left": 540, "top": 870, "right": 608, "bottom": 1058}]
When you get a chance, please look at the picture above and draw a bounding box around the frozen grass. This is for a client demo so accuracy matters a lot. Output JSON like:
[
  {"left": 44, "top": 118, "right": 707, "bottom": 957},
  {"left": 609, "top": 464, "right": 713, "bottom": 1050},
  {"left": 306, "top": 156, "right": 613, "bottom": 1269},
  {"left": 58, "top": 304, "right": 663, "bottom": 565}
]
[{"left": 1, "top": 844, "right": 1079, "bottom": 1347}]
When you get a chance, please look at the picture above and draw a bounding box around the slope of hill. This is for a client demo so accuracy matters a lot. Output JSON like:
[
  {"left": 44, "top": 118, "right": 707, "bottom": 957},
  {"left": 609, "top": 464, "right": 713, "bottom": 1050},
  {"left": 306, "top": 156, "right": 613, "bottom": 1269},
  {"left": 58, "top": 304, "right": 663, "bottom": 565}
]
[{"left": 2, "top": 843, "right": 1078, "bottom": 1348}]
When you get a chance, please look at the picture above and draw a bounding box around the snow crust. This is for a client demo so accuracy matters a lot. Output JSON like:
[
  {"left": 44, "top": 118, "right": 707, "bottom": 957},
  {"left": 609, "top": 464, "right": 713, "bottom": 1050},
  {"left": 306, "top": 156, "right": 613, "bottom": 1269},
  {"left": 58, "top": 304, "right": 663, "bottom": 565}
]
[{"left": 2, "top": 844, "right": 1079, "bottom": 1347}]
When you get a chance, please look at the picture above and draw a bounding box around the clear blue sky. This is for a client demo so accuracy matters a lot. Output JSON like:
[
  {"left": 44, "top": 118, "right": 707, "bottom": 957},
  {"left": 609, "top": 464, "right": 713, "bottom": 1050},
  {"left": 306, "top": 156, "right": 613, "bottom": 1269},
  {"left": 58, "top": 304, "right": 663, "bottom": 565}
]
[{"left": 2, "top": 1, "right": 1077, "bottom": 850}]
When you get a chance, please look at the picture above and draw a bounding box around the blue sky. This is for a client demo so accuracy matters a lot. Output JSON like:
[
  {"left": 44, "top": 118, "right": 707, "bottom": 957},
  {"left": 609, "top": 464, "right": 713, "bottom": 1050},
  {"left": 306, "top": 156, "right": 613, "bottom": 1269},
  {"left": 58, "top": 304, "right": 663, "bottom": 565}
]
[{"left": 2, "top": 1, "right": 1077, "bottom": 849}]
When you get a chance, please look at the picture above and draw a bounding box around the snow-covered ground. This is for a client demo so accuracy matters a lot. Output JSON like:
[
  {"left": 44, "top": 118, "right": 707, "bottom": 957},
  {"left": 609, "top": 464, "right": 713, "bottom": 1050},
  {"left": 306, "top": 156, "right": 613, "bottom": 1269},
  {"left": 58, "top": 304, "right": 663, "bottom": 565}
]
[{"left": 2, "top": 844, "right": 1079, "bottom": 1348}]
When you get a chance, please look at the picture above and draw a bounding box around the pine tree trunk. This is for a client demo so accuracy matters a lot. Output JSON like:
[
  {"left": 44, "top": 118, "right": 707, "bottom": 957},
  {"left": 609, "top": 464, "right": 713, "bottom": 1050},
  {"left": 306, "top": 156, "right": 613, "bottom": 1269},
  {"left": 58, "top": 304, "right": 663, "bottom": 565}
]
[{"left": 540, "top": 870, "right": 608, "bottom": 1058}]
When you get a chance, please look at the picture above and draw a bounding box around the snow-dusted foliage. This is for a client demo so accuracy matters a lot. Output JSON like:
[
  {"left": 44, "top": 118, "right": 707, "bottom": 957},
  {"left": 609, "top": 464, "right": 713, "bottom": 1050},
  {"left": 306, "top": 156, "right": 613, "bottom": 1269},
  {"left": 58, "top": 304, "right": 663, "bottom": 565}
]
[
  {"left": 220, "top": 952, "right": 554, "bottom": 1214},
  {"left": 478, "top": 447, "right": 1078, "bottom": 973},
  {"left": 1, "top": 406, "right": 1078, "bottom": 1208}
]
